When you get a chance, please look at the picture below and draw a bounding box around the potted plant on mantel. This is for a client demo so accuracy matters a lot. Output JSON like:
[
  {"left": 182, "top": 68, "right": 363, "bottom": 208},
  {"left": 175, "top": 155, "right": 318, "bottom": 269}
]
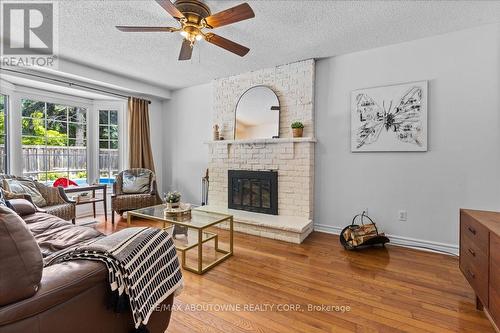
[
  {"left": 291, "top": 121, "right": 304, "bottom": 138},
  {"left": 164, "top": 191, "right": 181, "bottom": 209}
]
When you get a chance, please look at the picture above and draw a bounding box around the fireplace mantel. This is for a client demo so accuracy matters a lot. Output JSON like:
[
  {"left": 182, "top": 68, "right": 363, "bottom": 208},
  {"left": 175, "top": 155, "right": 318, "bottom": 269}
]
[{"left": 204, "top": 137, "right": 316, "bottom": 146}]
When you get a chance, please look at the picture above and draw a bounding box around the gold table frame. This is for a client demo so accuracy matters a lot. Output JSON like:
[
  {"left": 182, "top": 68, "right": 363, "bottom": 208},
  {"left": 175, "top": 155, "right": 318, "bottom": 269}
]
[{"left": 127, "top": 206, "right": 233, "bottom": 274}]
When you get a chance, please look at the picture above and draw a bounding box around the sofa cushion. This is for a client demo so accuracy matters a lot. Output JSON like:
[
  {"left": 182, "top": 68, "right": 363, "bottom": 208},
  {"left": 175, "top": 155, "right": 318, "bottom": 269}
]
[
  {"left": 7, "top": 199, "right": 37, "bottom": 216},
  {"left": 22, "top": 213, "right": 103, "bottom": 259},
  {"left": 0, "top": 206, "right": 43, "bottom": 306},
  {"left": 0, "top": 261, "right": 107, "bottom": 327},
  {"left": 2, "top": 179, "right": 47, "bottom": 207},
  {"left": 122, "top": 170, "right": 151, "bottom": 194}
]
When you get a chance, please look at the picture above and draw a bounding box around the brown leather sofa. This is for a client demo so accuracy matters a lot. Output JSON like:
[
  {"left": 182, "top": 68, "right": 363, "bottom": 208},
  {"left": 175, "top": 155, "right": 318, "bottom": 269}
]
[{"left": 0, "top": 200, "right": 174, "bottom": 333}]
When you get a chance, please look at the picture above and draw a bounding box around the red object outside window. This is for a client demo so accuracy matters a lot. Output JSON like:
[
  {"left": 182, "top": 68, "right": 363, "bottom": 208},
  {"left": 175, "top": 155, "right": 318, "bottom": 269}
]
[{"left": 53, "top": 178, "right": 78, "bottom": 188}]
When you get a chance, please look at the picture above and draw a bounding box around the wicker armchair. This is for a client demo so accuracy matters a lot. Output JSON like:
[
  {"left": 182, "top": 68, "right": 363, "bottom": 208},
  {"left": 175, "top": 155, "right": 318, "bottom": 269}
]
[
  {"left": 0, "top": 175, "right": 76, "bottom": 223},
  {"left": 111, "top": 168, "right": 161, "bottom": 224}
]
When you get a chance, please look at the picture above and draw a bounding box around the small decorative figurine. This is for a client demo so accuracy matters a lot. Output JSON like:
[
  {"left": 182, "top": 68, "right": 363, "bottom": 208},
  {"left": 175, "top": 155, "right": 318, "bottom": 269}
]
[{"left": 213, "top": 124, "right": 220, "bottom": 141}]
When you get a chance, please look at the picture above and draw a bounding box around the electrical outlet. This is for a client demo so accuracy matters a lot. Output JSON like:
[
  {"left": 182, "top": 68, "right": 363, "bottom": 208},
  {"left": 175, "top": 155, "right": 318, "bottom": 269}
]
[{"left": 399, "top": 210, "right": 407, "bottom": 221}]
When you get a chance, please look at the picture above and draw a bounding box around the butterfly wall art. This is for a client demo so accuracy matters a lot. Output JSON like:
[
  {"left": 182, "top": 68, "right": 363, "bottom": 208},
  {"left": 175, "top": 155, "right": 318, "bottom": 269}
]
[{"left": 351, "top": 81, "right": 428, "bottom": 152}]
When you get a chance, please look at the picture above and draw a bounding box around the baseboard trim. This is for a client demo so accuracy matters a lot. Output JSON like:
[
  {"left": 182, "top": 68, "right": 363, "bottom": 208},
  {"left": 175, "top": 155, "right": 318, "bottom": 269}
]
[{"left": 314, "top": 223, "right": 459, "bottom": 256}]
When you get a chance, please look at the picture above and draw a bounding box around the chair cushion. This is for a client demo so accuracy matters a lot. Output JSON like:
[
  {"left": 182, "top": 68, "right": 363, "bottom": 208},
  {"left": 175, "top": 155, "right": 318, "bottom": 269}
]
[
  {"left": 112, "top": 194, "right": 157, "bottom": 214},
  {"left": 2, "top": 179, "right": 47, "bottom": 207},
  {"left": 0, "top": 206, "right": 43, "bottom": 306},
  {"left": 122, "top": 170, "right": 151, "bottom": 194},
  {"left": 44, "top": 203, "right": 75, "bottom": 221}
]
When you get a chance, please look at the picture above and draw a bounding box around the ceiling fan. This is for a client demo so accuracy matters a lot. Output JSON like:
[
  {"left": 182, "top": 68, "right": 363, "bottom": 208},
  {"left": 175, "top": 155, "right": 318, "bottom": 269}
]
[{"left": 116, "top": 0, "right": 255, "bottom": 60}]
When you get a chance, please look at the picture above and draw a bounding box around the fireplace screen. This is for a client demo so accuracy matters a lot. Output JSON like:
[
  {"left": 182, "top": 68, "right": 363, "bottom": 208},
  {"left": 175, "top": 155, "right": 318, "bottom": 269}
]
[{"left": 228, "top": 170, "right": 278, "bottom": 215}]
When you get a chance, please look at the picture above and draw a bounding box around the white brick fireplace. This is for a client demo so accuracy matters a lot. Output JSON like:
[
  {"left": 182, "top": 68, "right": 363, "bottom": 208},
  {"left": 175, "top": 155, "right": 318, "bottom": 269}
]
[{"left": 199, "top": 59, "right": 316, "bottom": 243}]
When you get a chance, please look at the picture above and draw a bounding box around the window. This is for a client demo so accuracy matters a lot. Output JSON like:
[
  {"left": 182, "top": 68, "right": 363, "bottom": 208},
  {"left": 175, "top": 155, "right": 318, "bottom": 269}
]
[
  {"left": 0, "top": 95, "right": 7, "bottom": 173},
  {"left": 21, "top": 99, "right": 87, "bottom": 184},
  {"left": 98, "top": 110, "right": 119, "bottom": 184}
]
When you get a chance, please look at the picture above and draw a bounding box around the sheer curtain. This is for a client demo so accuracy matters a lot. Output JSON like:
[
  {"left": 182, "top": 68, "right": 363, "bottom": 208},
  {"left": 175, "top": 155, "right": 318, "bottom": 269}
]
[{"left": 128, "top": 97, "right": 155, "bottom": 172}]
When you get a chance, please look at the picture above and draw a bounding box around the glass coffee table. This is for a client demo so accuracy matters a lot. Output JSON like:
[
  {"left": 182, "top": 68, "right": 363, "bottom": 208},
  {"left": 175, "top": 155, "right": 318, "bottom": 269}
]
[{"left": 127, "top": 205, "right": 233, "bottom": 274}]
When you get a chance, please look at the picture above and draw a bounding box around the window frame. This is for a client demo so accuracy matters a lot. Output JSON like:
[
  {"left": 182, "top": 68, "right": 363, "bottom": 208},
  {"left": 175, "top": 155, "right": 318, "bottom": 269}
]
[
  {"left": 3, "top": 85, "right": 126, "bottom": 186},
  {"left": 0, "top": 94, "right": 9, "bottom": 174},
  {"left": 93, "top": 101, "right": 126, "bottom": 186},
  {"left": 13, "top": 88, "right": 92, "bottom": 184},
  {"left": 20, "top": 97, "right": 89, "bottom": 183},
  {"left": 98, "top": 109, "right": 119, "bottom": 184}
]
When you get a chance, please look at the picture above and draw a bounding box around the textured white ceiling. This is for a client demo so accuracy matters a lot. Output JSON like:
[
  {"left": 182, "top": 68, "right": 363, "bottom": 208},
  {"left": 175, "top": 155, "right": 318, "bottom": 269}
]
[{"left": 57, "top": 0, "right": 500, "bottom": 89}]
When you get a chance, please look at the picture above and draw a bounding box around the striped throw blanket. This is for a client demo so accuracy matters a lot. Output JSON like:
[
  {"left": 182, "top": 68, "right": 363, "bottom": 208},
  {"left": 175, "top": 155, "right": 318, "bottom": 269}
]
[{"left": 46, "top": 227, "right": 183, "bottom": 330}]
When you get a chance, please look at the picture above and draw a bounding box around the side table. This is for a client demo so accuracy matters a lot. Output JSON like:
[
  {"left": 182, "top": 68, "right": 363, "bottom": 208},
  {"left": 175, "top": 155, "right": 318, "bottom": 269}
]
[{"left": 64, "top": 184, "right": 108, "bottom": 221}]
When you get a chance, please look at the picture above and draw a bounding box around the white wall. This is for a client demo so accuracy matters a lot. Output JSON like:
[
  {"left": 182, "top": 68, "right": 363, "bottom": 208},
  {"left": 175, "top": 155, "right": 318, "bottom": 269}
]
[
  {"left": 163, "top": 83, "right": 212, "bottom": 204},
  {"left": 314, "top": 23, "right": 500, "bottom": 250},
  {"left": 162, "top": 23, "right": 500, "bottom": 251}
]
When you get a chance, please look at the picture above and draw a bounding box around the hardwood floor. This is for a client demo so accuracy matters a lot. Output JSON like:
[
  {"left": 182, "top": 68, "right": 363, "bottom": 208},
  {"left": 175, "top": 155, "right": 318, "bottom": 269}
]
[{"left": 86, "top": 214, "right": 493, "bottom": 333}]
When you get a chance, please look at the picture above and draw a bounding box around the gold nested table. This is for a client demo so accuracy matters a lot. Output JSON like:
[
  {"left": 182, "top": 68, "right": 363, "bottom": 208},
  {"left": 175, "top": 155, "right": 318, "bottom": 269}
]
[{"left": 127, "top": 205, "right": 233, "bottom": 274}]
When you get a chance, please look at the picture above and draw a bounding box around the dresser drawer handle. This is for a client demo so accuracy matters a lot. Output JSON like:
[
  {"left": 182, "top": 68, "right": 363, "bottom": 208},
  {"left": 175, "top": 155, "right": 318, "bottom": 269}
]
[
  {"left": 468, "top": 248, "right": 476, "bottom": 257},
  {"left": 467, "top": 269, "right": 475, "bottom": 279},
  {"left": 467, "top": 226, "right": 476, "bottom": 235}
]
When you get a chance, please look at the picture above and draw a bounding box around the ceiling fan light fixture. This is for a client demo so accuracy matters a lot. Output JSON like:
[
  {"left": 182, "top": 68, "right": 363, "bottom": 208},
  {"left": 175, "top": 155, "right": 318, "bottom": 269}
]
[
  {"left": 117, "top": 0, "right": 255, "bottom": 61},
  {"left": 180, "top": 31, "right": 199, "bottom": 43}
]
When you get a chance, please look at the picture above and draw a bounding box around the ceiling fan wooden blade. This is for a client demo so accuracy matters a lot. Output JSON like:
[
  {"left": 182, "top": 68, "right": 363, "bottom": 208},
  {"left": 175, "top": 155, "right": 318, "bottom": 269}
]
[
  {"left": 179, "top": 39, "right": 193, "bottom": 60},
  {"left": 205, "top": 33, "right": 249, "bottom": 57},
  {"left": 155, "top": 0, "right": 185, "bottom": 20},
  {"left": 203, "top": 3, "right": 255, "bottom": 29},
  {"left": 116, "top": 26, "right": 178, "bottom": 32}
]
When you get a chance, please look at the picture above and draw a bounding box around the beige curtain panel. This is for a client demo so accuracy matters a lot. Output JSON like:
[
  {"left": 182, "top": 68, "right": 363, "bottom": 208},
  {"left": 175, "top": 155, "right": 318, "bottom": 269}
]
[{"left": 128, "top": 97, "right": 156, "bottom": 172}]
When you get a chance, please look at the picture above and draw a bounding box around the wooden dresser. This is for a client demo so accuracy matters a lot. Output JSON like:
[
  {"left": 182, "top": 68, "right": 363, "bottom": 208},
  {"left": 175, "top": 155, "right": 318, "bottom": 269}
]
[{"left": 460, "top": 209, "right": 500, "bottom": 331}]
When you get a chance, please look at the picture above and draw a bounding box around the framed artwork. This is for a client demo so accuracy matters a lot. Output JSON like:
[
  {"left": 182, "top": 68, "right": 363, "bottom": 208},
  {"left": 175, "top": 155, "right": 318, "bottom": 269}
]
[{"left": 351, "top": 80, "right": 428, "bottom": 152}]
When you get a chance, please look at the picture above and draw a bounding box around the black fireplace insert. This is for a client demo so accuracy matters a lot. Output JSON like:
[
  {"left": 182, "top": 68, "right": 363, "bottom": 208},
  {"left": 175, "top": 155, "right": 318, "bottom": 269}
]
[{"left": 228, "top": 170, "right": 278, "bottom": 215}]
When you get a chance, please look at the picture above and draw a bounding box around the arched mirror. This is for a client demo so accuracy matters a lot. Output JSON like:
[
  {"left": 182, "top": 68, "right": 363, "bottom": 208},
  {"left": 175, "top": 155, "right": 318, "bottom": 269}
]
[{"left": 234, "top": 86, "right": 280, "bottom": 140}]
